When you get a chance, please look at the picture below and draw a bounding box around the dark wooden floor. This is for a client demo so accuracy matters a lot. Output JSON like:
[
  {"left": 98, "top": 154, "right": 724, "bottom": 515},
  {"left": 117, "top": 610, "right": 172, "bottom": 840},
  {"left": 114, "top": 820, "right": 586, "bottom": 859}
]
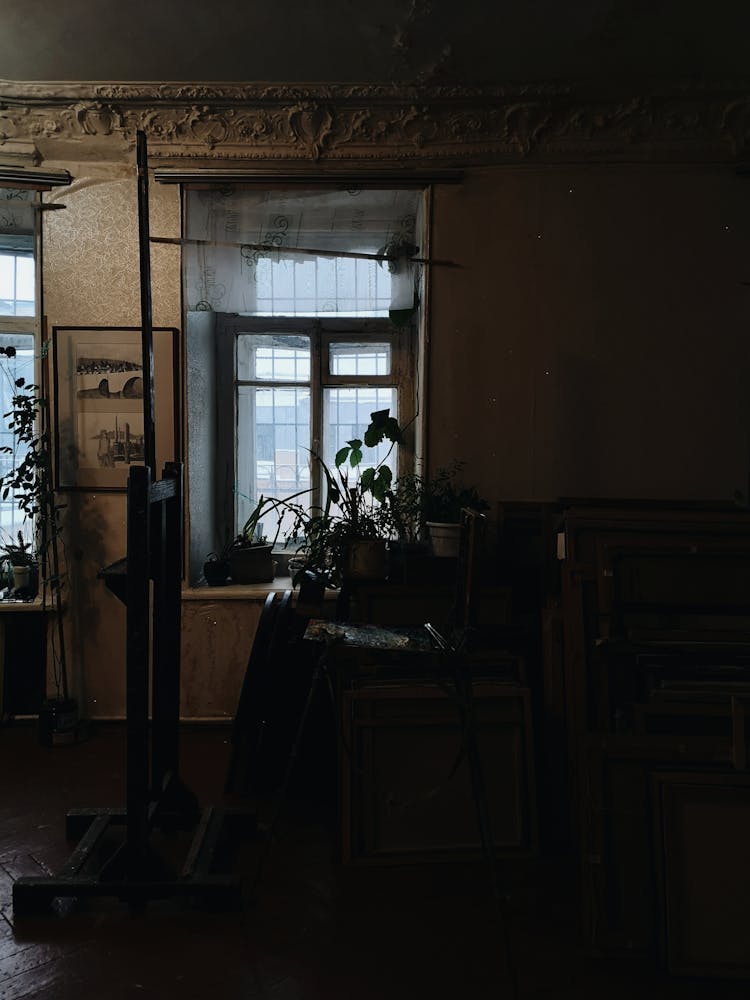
[{"left": 0, "top": 722, "right": 745, "bottom": 1000}]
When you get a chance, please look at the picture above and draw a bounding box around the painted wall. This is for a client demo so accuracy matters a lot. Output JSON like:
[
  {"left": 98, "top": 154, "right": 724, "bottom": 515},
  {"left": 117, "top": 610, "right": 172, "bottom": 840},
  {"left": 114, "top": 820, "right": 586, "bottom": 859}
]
[
  {"left": 4, "top": 1, "right": 750, "bottom": 84},
  {"left": 41, "top": 162, "right": 182, "bottom": 717},
  {"left": 38, "top": 158, "right": 750, "bottom": 717},
  {"left": 428, "top": 164, "right": 750, "bottom": 504}
]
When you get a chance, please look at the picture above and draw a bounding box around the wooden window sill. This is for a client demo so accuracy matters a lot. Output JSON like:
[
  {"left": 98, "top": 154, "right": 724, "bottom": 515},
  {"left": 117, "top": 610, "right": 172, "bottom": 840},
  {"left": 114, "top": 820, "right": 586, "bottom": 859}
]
[
  {"left": 182, "top": 577, "right": 296, "bottom": 601},
  {"left": 0, "top": 595, "right": 48, "bottom": 612}
]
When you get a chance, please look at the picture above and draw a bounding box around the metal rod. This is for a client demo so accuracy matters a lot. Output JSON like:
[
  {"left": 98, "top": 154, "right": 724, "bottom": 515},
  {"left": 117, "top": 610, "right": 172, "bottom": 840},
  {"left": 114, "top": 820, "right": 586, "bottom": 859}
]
[{"left": 150, "top": 235, "right": 456, "bottom": 267}]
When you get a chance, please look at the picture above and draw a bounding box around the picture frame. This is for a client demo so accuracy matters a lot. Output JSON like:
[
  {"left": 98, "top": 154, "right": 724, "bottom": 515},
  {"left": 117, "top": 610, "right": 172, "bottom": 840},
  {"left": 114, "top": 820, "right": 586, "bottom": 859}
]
[
  {"left": 652, "top": 770, "right": 750, "bottom": 978},
  {"left": 52, "top": 326, "right": 179, "bottom": 492}
]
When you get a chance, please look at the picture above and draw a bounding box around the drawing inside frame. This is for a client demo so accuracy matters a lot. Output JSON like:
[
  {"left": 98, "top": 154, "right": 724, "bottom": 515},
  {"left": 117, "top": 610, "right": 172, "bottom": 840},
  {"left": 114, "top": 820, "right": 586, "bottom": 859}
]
[{"left": 52, "top": 326, "right": 178, "bottom": 491}]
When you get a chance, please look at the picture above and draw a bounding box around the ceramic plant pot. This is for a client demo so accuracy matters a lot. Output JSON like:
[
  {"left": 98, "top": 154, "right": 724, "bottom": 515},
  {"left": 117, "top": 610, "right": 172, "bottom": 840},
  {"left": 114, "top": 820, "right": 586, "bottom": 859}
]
[
  {"left": 203, "top": 558, "right": 230, "bottom": 586},
  {"left": 426, "top": 521, "right": 461, "bottom": 558},
  {"left": 12, "top": 565, "right": 31, "bottom": 591},
  {"left": 344, "top": 539, "right": 389, "bottom": 581},
  {"left": 229, "top": 543, "right": 274, "bottom": 584}
]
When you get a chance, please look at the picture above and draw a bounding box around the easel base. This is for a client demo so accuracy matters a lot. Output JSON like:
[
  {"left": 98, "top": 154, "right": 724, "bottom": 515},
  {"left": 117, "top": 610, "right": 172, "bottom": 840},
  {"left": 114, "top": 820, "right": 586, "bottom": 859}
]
[{"left": 12, "top": 805, "right": 255, "bottom": 916}]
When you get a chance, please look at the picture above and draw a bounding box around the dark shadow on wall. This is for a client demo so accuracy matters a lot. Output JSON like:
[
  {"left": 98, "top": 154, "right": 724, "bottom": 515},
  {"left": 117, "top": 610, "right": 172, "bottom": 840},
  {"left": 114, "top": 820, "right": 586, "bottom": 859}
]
[
  {"left": 62, "top": 492, "right": 122, "bottom": 714},
  {"left": 547, "top": 351, "right": 605, "bottom": 499}
]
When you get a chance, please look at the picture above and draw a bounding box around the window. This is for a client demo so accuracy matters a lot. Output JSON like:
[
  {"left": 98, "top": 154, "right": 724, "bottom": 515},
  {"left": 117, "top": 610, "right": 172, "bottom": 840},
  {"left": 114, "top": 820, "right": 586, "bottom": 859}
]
[
  {"left": 220, "top": 317, "right": 413, "bottom": 541},
  {"left": 0, "top": 249, "right": 35, "bottom": 316},
  {"left": 0, "top": 188, "right": 38, "bottom": 543},
  {"left": 184, "top": 186, "right": 424, "bottom": 580},
  {"left": 0, "top": 333, "right": 35, "bottom": 539}
]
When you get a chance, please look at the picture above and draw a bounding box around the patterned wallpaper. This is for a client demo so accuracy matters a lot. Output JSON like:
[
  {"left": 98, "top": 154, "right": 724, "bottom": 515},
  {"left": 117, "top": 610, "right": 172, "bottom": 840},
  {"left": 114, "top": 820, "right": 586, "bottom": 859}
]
[
  {"left": 40, "top": 166, "right": 182, "bottom": 718},
  {"left": 42, "top": 168, "right": 181, "bottom": 328}
]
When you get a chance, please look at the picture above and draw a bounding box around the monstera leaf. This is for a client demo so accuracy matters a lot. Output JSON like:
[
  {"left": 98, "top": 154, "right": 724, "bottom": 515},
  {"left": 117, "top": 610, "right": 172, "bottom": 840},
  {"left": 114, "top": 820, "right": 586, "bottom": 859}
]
[{"left": 364, "top": 409, "right": 402, "bottom": 448}]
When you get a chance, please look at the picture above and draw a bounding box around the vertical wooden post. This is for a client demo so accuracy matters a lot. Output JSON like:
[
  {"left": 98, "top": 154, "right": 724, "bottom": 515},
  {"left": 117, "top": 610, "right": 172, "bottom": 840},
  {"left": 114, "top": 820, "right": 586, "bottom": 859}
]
[
  {"left": 40, "top": 324, "right": 68, "bottom": 700},
  {"left": 151, "top": 464, "right": 183, "bottom": 793},
  {"left": 136, "top": 130, "right": 156, "bottom": 474},
  {"left": 126, "top": 464, "right": 151, "bottom": 861}
]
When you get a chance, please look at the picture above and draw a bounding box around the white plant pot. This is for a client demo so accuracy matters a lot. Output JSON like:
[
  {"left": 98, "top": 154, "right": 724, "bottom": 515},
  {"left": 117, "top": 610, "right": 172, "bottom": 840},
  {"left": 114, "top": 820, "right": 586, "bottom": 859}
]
[
  {"left": 426, "top": 521, "right": 461, "bottom": 558},
  {"left": 12, "top": 565, "right": 31, "bottom": 590}
]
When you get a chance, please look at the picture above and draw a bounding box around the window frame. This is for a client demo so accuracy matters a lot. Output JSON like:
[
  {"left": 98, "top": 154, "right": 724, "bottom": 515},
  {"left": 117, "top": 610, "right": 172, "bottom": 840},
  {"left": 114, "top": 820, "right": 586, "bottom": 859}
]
[{"left": 214, "top": 313, "right": 416, "bottom": 544}]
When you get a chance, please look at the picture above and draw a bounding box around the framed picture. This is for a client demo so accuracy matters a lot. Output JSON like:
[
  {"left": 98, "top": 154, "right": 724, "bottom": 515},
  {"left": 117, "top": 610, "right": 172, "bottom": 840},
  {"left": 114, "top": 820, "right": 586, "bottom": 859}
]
[{"left": 52, "top": 326, "right": 179, "bottom": 491}]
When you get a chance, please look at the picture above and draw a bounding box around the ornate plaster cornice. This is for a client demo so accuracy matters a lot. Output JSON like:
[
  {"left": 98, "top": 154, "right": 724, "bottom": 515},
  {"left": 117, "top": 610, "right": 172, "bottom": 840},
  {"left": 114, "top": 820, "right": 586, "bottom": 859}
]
[{"left": 1, "top": 79, "right": 750, "bottom": 166}]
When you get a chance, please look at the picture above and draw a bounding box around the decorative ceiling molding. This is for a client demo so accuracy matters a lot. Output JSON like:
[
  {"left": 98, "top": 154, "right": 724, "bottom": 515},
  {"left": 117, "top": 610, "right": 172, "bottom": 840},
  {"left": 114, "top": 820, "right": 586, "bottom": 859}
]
[{"left": 1, "top": 79, "right": 750, "bottom": 166}]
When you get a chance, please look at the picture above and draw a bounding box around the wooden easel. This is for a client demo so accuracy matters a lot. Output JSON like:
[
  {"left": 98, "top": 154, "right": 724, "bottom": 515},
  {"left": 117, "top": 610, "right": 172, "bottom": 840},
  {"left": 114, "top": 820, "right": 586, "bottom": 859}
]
[{"left": 13, "top": 133, "right": 247, "bottom": 916}]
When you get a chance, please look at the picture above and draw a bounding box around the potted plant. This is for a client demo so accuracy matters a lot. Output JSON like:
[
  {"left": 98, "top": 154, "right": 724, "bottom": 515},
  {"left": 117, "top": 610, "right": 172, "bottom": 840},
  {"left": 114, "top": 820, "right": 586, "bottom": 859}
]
[
  {"left": 287, "top": 408, "right": 403, "bottom": 587},
  {"left": 420, "top": 462, "right": 490, "bottom": 558},
  {"left": 384, "top": 471, "right": 433, "bottom": 582},
  {"left": 228, "top": 490, "right": 308, "bottom": 584},
  {"left": 0, "top": 343, "right": 74, "bottom": 744},
  {"left": 202, "top": 541, "right": 232, "bottom": 586},
  {"left": 0, "top": 529, "right": 37, "bottom": 594}
]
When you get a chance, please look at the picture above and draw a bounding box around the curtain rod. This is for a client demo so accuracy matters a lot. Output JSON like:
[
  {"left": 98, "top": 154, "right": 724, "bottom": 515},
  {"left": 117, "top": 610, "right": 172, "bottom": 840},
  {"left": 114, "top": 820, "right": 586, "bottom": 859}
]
[
  {"left": 153, "top": 169, "right": 463, "bottom": 186},
  {"left": 151, "top": 235, "right": 457, "bottom": 267},
  {"left": 0, "top": 166, "right": 72, "bottom": 188}
]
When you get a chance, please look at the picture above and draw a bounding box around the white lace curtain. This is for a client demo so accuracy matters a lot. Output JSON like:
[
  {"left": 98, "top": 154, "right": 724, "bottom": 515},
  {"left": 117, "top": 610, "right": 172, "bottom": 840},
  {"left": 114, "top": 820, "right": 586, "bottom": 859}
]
[
  {"left": 0, "top": 188, "right": 35, "bottom": 248},
  {"left": 184, "top": 188, "right": 422, "bottom": 314}
]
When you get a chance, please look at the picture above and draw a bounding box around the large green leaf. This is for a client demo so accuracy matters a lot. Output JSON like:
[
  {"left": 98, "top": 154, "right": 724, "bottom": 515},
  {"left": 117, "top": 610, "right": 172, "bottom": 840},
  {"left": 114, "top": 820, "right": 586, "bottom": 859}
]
[
  {"left": 360, "top": 467, "right": 375, "bottom": 492},
  {"left": 371, "top": 466, "right": 393, "bottom": 502},
  {"left": 363, "top": 408, "right": 402, "bottom": 447}
]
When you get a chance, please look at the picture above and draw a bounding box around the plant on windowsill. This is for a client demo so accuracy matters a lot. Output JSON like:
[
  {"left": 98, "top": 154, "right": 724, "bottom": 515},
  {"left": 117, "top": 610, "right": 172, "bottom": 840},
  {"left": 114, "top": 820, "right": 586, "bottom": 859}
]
[
  {"left": 0, "top": 529, "right": 37, "bottom": 594},
  {"left": 388, "top": 461, "right": 490, "bottom": 559},
  {"left": 421, "top": 461, "right": 490, "bottom": 557},
  {"left": 285, "top": 408, "right": 403, "bottom": 588},
  {"left": 202, "top": 537, "right": 233, "bottom": 587},
  {"left": 227, "top": 489, "right": 309, "bottom": 584},
  {"left": 0, "top": 343, "right": 74, "bottom": 744}
]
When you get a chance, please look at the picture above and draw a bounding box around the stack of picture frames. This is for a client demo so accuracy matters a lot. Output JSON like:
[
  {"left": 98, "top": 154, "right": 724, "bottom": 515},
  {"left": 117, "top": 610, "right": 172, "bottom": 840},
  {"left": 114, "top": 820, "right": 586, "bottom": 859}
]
[{"left": 52, "top": 325, "right": 178, "bottom": 492}]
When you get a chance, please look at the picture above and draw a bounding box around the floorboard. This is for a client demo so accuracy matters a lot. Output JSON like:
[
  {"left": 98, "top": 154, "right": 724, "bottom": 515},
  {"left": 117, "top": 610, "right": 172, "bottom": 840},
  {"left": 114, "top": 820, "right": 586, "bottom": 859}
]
[{"left": 0, "top": 722, "right": 746, "bottom": 999}]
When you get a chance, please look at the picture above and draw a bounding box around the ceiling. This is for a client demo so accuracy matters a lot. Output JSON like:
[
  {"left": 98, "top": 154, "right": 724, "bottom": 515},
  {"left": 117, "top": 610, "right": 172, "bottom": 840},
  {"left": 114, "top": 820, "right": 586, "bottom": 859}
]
[{"left": 3, "top": 0, "right": 749, "bottom": 86}]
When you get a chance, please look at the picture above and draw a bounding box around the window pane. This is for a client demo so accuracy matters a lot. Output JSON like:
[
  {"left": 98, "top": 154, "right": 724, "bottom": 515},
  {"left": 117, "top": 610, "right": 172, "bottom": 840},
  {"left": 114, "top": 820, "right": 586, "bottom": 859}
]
[
  {"left": 15, "top": 257, "right": 34, "bottom": 301},
  {"left": 323, "top": 386, "right": 398, "bottom": 481},
  {"left": 0, "top": 334, "right": 36, "bottom": 544},
  {"left": 236, "top": 385, "right": 311, "bottom": 540},
  {"left": 0, "top": 256, "right": 13, "bottom": 301},
  {"left": 253, "top": 255, "right": 392, "bottom": 317},
  {"left": 237, "top": 334, "right": 310, "bottom": 382},
  {"left": 185, "top": 186, "right": 421, "bottom": 317},
  {"left": 0, "top": 252, "right": 35, "bottom": 317},
  {"left": 329, "top": 341, "right": 391, "bottom": 376}
]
